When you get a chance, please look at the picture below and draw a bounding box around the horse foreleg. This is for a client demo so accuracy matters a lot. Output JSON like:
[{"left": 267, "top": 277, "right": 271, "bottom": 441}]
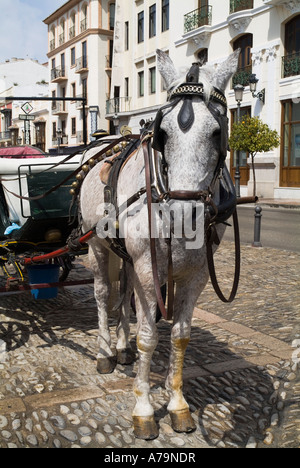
[
  {"left": 116, "top": 264, "right": 135, "bottom": 365},
  {"left": 132, "top": 272, "right": 159, "bottom": 440},
  {"left": 89, "top": 242, "right": 116, "bottom": 374},
  {"left": 166, "top": 281, "right": 203, "bottom": 433}
]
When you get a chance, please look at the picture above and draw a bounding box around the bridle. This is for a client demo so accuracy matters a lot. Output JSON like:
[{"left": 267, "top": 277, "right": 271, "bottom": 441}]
[{"left": 141, "top": 62, "right": 241, "bottom": 320}]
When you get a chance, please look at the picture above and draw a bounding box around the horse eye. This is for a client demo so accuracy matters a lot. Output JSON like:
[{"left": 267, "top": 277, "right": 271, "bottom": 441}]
[
  {"left": 213, "top": 129, "right": 221, "bottom": 141},
  {"left": 212, "top": 129, "right": 221, "bottom": 150},
  {"left": 213, "top": 129, "right": 221, "bottom": 137}
]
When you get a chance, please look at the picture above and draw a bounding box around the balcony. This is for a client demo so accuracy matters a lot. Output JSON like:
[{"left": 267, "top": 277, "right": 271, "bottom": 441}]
[
  {"left": 52, "top": 102, "right": 68, "bottom": 115},
  {"left": 52, "top": 135, "right": 68, "bottom": 146},
  {"left": 50, "top": 39, "right": 55, "bottom": 51},
  {"left": 75, "top": 56, "right": 88, "bottom": 73},
  {"left": 184, "top": 5, "right": 212, "bottom": 34},
  {"left": 106, "top": 97, "right": 131, "bottom": 115},
  {"left": 282, "top": 53, "right": 300, "bottom": 78},
  {"left": 75, "top": 95, "right": 88, "bottom": 109},
  {"left": 51, "top": 66, "right": 67, "bottom": 83},
  {"left": 59, "top": 33, "right": 65, "bottom": 46},
  {"left": 69, "top": 25, "right": 75, "bottom": 39},
  {"left": 230, "top": 0, "right": 253, "bottom": 14},
  {"left": 80, "top": 18, "right": 87, "bottom": 32},
  {"left": 232, "top": 64, "right": 252, "bottom": 87}
]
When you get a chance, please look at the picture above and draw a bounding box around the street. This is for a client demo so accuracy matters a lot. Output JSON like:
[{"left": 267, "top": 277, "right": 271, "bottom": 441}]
[{"left": 224, "top": 206, "right": 300, "bottom": 253}]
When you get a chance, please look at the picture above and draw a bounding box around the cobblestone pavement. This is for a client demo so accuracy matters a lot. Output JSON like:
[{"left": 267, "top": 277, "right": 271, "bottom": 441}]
[{"left": 0, "top": 241, "right": 299, "bottom": 449}]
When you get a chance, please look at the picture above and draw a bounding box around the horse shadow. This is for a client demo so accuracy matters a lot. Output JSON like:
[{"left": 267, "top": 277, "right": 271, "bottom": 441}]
[
  {"left": 152, "top": 321, "right": 280, "bottom": 448},
  {"left": 0, "top": 289, "right": 281, "bottom": 448}
]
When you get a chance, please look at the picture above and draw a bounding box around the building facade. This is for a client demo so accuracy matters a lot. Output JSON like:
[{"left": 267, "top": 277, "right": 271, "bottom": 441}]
[
  {"left": 0, "top": 58, "right": 49, "bottom": 151},
  {"left": 109, "top": 0, "right": 300, "bottom": 200},
  {"left": 44, "top": 0, "right": 115, "bottom": 151}
]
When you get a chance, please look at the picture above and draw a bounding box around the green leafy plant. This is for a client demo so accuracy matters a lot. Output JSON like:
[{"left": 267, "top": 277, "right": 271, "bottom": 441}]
[{"left": 229, "top": 115, "right": 280, "bottom": 196}]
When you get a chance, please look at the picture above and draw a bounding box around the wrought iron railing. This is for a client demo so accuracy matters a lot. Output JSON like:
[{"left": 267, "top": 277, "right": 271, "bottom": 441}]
[
  {"left": 106, "top": 97, "right": 131, "bottom": 115},
  {"left": 59, "top": 33, "right": 65, "bottom": 46},
  {"left": 184, "top": 5, "right": 212, "bottom": 33},
  {"left": 230, "top": 0, "right": 253, "bottom": 14},
  {"left": 75, "top": 95, "right": 88, "bottom": 108},
  {"left": 232, "top": 64, "right": 252, "bottom": 87},
  {"left": 52, "top": 102, "right": 68, "bottom": 113},
  {"left": 282, "top": 53, "right": 300, "bottom": 78},
  {"left": 69, "top": 26, "right": 75, "bottom": 39},
  {"left": 81, "top": 18, "right": 87, "bottom": 32},
  {"left": 76, "top": 56, "right": 88, "bottom": 71},
  {"left": 50, "top": 39, "right": 55, "bottom": 51},
  {"left": 51, "top": 67, "right": 67, "bottom": 81}
]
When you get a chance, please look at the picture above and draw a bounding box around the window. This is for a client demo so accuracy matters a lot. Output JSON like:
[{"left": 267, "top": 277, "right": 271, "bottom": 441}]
[
  {"left": 149, "top": 4, "right": 156, "bottom": 38},
  {"left": 125, "top": 77, "right": 129, "bottom": 98},
  {"left": 162, "top": 0, "right": 169, "bottom": 32},
  {"left": 125, "top": 21, "right": 129, "bottom": 50},
  {"left": 71, "top": 83, "right": 76, "bottom": 99},
  {"left": 230, "top": 106, "right": 251, "bottom": 185},
  {"left": 51, "top": 90, "right": 56, "bottom": 110},
  {"left": 69, "top": 13, "right": 76, "bottom": 39},
  {"left": 138, "top": 11, "right": 144, "bottom": 43},
  {"left": 149, "top": 67, "right": 156, "bottom": 94},
  {"left": 61, "top": 53, "right": 65, "bottom": 76},
  {"left": 138, "top": 71, "right": 144, "bottom": 97},
  {"left": 232, "top": 34, "right": 253, "bottom": 87},
  {"left": 71, "top": 117, "right": 76, "bottom": 135},
  {"left": 61, "top": 120, "right": 66, "bottom": 136},
  {"left": 109, "top": 3, "right": 115, "bottom": 30},
  {"left": 280, "top": 100, "right": 300, "bottom": 187},
  {"left": 50, "top": 26, "right": 55, "bottom": 51},
  {"left": 82, "top": 78, "right": 88, "bottom": 100},
  {"left": 59, "top": 20, "right": 65, "bottom": 45},
  {"left": 62, "top": 86, "right": 66, "bottom": 111},
  {"left": 282, "top": 15, "right": 300, "bottom": 78},
  {"left": 81, "top": 5, "right": 87, "bottom": 31},
  {"left": 82, "top": 41, "right": 87, "bottom": 68},
  {"left": 71, "top": 47, "right": 76, "bottom": 66},
  {"left": 52, "top": 121, "right": 57, "bottom": 139}
]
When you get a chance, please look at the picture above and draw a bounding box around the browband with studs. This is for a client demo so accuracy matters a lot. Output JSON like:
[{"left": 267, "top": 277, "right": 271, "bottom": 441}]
[{"left": 168, "top": 83, "right": 227, "bottom": 107}]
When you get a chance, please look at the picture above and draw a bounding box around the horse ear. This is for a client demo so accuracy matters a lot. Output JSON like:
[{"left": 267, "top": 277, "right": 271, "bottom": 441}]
[
  {"left": 214, "top": 49, "right": 241, "bottom": 91},
  {"left": 157, "top": 49, "right": 179, "bottom": 89}
]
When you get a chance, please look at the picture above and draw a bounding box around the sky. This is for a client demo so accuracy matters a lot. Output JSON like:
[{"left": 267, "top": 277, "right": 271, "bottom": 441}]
[{"left": 0, "top": 0, "right": 67, "bottom": 64}]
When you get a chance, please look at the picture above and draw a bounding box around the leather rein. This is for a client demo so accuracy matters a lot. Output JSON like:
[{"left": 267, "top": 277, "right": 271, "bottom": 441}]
[
  {"left": 142, "top": 134, "right": 241, "bottom": 322},
  {"left": 141, "top": 69, "right": 241, "bottom": 320}
]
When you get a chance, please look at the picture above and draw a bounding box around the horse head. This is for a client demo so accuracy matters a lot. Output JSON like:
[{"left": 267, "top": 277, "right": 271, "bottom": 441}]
[{"left": 154, "top": 49, "right": 240, "bottom": 195}]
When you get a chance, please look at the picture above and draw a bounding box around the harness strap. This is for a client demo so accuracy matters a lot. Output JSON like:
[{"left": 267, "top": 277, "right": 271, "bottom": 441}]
[
  {"left": 143, "top": 139, "right": 173, "bottom": 321},
  {"left": 206, "top": 209, "right": 240, "bottom": 303}
]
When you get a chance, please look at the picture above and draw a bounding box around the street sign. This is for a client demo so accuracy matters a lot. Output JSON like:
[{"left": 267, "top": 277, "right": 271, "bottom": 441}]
[
  {"left": 21, "top": 102, "right": 33, "bottom": 114},
  {"left": 19, "top": 114, "right": 35, "bottom": 121}
]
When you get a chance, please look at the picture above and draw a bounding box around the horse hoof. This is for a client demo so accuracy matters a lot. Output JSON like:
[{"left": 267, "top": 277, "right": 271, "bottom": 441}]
[
  {"left": 96, "top": 356, "right": 116, "bottom": 374},
  {"left": 133, "top": 415, "right": 159, "bottom": 440},
  {"left": 117, "top": 348, "right": 135, "bottom": 365},
  {"left": 169, "top": 409, "right": 196, "bottom": 433}
]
